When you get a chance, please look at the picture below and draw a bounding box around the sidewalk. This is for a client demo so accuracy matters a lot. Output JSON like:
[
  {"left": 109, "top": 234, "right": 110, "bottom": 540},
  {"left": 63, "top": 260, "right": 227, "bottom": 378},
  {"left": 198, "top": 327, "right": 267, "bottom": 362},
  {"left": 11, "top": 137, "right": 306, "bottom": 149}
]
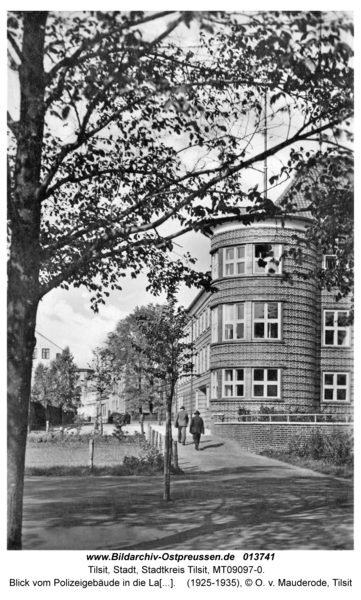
[{"left": 22, "top": 430, "right": 353, "bottom": 551}]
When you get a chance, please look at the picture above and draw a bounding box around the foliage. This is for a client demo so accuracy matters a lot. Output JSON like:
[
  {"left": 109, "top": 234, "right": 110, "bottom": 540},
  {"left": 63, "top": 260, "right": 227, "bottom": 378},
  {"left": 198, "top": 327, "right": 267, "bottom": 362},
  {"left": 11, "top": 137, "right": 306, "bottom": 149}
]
[
  {"left": 112, "top": 414, "right": 126, "bottom": 441},
  {"left": 104, "top": 302, "right": 193, "bottom": 412},
  {"left": 105, "top": 306, "right": 164, "bottom": 414},
  {"left": 30, "top": 347, "right": 79, "bottom": 408},
  {"left": 87, "top": 348, "right": 113, "bottom": 432},
  {"left": 7, "top": 11, "right": 354, "bottom": 309},
  {"left": 72, "top": 413, "right": 85, "bottom": 433},
  {"left": 279, "top": 154, "right": 354, "bottom": 308},
  {"left": 288, "top": 429, "right": 353, "bottom": 466}
]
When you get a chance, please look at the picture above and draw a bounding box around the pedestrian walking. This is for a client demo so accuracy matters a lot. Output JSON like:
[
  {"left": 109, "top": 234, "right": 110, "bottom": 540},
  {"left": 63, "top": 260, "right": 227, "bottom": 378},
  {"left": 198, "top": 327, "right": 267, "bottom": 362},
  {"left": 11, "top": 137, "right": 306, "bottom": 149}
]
[
  {"left": 189, "top": 410, "right": 204, "bottom": 450},
  {"left": 174, "top": 405, "right": 189, "bottom": 445}
]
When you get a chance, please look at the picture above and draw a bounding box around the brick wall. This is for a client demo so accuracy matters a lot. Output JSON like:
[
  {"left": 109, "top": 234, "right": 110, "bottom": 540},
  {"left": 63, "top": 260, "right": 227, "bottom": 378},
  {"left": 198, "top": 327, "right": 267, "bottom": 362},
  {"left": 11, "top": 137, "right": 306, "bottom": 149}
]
[{"left": 212, "top": 421, "right": 353, "bottom": 452}]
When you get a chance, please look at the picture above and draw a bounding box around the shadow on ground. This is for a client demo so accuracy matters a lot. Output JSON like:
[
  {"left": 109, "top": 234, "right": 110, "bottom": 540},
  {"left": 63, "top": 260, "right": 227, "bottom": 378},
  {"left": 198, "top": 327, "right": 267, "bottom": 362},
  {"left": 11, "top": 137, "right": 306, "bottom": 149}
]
[{"left": 23, "top": 463, "right": 353, "bottom": 550}]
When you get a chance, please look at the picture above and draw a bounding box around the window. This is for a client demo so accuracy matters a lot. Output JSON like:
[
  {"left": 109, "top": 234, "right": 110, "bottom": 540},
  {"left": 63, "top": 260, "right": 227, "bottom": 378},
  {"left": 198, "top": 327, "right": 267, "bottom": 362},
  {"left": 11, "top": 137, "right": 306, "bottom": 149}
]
[
  {"left": 254, "top": 244, "right": 282, "bottom": 274},
  {"left": 211, "top": 252, "right": 219, "bottom": 279},
  {"left": 223, "top": 304, "right": 245, "bottom": 340},
  {"left": 224, "top": 246, "right": 246, "bottom": 276},
  {"left": 252, "top": 368, "right": 280, "bottom": 398},
  {"left": 207, "top": 344, "right": 210, "bottom": 371},
  {"left": 211, "top": 307, "right": 218, "bottom": 343},
  {"left": 211, "top": 371, "right": 218, "bottom": 399},
  {"left": 195, "top": 390, "right": 199, "bottom": 410},
  {"left": 206, "top": 386, "right": 210, "bottom": 409},
  {"left": 323, "top": 254, "right": 336, "bottom": 269},
  {"left": 253, "top": 302, "right": 281, "bottom": 339},
  {"left": 56, "top": 353, "right": 61, "bottom": 359},
  {"left": 42, "top": 348, "right": 50, "bottom": 359},
  {"left": 223, "top": 369, "right": 244, "bottom": 397},
  {"left": 324, "top": 310, "right": 350, "bottom": 346},
  {"left": 323, "top": 372, "right": 349, "bottom": 402},
  {"left": 101, "top": 404, "right": 107, "bottom": 417},
  {"left": 33, "top": 349, "right": 38, "bottom": 359}
]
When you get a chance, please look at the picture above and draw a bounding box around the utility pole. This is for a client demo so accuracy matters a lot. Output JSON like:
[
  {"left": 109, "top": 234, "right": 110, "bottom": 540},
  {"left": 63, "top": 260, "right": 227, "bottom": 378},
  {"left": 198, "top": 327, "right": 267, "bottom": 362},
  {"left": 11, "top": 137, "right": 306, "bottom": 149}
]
[{"left": 263, "top": 90, "right": 268, "bottom": 199}]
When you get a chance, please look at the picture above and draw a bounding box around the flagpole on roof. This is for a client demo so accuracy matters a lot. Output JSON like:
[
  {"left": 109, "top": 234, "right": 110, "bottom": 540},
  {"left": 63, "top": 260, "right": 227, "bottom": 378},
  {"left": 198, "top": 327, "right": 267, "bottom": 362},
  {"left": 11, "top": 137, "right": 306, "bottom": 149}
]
[{"left": 263, "top": 90, "right": 268, "bottom": 198}]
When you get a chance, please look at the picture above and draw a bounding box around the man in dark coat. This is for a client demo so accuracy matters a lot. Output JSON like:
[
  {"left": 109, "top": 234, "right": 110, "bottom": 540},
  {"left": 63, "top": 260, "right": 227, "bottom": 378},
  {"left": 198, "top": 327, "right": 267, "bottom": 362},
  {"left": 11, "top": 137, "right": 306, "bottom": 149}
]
[
  {"left": 175, "top": 406, "right": 189, "bottom": 445},
  {"left": 189, "top": 410, "right": 205, "bottom": 450}
]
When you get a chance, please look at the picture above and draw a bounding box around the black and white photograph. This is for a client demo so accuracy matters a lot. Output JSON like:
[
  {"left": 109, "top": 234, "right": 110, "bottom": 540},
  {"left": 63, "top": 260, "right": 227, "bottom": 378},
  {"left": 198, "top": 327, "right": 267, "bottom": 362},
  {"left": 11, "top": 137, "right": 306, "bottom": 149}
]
[{"left": 6, "top": 5, "right": 356, "bottom": 584}]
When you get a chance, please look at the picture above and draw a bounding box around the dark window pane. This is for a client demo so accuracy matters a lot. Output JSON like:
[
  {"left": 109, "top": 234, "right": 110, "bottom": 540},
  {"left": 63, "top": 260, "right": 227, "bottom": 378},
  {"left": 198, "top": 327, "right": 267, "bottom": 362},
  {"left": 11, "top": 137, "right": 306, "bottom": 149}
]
[
  {"left": 337, "top": 389, "right": 347, "bottom": 401},
  {"left": 237, "top": 247, "right": 245, "bottom": 259},
  {"left": 337, "top": 312, "right": 348, "bottom": 326},
  {"left": 267, "top": 385, "right": 278, "bottom": 397},
  {"left": 236, "top": 323, "right": 244, "bottom": 339},
  {"left": 325, "top": 312, "right": 334, "bottom": 326},
  {"left": 236, "top": 369, "right": 244, "bottom": 381},
  {"left": 254, "top": 323, "right": 264, "bottom": 338},
  {"left": 254, "top": 303, "right": 265, "bottom": 319},
  {"left": 324, "top": 389, "right": 333, "bottom": 400},
  {"left": 325, "top": 331, "right": 334, "bottom": 345},
  {"left": 253, "top": 385, "right": 264, "bottom": 397},
  {"left": 337, "top": 331, "right": 348, "bottom": 346},
  {"left": 237, "top": 262, "right": 245, "bottom": 274},
  {"left": 255, "top": 243, "right": 271, "bottom": 258},
  {"left": 268, "top": 323, "right": 278, "bottom": 338},
  {"left": 337, "top": 374, "right": 347, "bottom": 386},
  {"left": 236, "top": 385, "right": 244, "bottom": 397},
  {"left": 267, "top": 369, "right": 278, "bottom": 381},
  {"left": 268, "top": 303, "right": 278, "bottom": 319},
  {"left": 254, "top": 369, "right": 264, "bottom": 381},
  {"left": 325, "top": 256, "right": 336, "bottom": 269},
  {"left": 324, "top": 374, "right": 333, "bottom": 385}
]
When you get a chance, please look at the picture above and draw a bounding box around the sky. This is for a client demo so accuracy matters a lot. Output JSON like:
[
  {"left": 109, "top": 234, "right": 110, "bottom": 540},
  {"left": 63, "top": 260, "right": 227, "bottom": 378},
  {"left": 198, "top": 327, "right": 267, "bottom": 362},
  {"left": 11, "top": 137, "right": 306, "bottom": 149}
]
[{"left": 35, "top": 229, "right": 212, "bottom": 368}]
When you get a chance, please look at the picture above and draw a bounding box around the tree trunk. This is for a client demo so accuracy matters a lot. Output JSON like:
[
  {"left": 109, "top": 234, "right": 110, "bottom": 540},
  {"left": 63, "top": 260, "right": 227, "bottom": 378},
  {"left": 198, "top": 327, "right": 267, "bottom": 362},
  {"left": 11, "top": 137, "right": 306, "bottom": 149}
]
[
  {"left": 8, "top": 283, "right": 39, "bottom": 549},
  {"left": 7, "top": 12, "right": 47, "bottom": 549},
  {"left": 163, "top": 396, "right": 172, "bottom": 501}
]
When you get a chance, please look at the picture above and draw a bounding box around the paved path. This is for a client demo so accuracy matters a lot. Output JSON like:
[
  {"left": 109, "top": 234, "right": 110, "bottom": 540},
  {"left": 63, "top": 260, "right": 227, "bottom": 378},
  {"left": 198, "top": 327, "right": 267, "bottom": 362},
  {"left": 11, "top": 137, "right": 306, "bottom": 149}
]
[{"left": 22, "top": 429, "right": 353, "bottom": 551}]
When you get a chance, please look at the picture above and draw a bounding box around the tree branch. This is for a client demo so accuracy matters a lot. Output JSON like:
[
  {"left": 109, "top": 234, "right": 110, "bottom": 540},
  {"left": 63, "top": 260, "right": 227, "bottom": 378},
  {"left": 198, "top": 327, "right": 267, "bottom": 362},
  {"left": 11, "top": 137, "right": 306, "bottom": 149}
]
[
  {"left": 46, "top": 11, "right": 177, "bottom": 82},
  {"left": 7, "top": 31, "right": 24, "bottom": 63}
]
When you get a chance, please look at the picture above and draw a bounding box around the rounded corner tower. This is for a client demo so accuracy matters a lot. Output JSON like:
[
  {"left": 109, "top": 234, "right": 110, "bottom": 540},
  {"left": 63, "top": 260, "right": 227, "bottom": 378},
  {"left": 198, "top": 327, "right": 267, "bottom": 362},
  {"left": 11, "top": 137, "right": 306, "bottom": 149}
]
[{"left": 209, "top": 213, "right": 320, "bottom": 417}]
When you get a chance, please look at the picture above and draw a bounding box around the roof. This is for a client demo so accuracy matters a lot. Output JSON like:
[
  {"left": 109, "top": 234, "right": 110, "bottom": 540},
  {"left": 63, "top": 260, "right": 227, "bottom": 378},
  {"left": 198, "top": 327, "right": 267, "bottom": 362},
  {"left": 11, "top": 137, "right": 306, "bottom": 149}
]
[{"left": 274, "top": 166, "right": 324, "bottom": 220}]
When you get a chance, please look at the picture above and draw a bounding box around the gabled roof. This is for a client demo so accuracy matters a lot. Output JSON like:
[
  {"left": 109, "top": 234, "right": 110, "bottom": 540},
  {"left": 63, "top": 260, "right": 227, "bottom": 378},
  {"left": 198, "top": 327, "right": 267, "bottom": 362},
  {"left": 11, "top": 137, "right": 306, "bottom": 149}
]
[{"left": 274, "top": 166, "right": 322, "bottom": 220}]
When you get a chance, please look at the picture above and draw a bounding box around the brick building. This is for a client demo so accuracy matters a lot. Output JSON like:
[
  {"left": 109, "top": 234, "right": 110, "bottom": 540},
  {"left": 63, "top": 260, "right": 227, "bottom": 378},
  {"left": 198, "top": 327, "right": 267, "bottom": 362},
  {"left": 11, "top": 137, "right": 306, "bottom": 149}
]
[{"left": 177, "top": 179, "right": 353, "bottom": 430}]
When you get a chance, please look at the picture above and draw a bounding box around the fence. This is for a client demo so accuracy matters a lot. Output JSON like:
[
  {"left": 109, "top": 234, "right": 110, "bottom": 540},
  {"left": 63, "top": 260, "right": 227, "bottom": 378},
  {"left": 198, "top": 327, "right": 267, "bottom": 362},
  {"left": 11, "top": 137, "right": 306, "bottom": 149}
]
[
  {"left": 145, "top": 424, "right": 178, "bottom": 469},
  {"left": 213, "top": 413, "right": 354, "bottom": 424},
  {"left": 211, "top": 414, "right": 353, "bottom": 452}
]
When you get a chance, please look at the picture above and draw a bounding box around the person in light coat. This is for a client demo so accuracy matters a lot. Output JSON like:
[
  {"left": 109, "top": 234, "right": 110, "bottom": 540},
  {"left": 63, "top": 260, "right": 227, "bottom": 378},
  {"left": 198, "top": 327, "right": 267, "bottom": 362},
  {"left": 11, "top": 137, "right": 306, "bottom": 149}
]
[
  {"left": 189, "top": 410, "right": 204, "bottom": 450},
  {"left": 174, "top": 406, "right": 189, "bottom": 445}
]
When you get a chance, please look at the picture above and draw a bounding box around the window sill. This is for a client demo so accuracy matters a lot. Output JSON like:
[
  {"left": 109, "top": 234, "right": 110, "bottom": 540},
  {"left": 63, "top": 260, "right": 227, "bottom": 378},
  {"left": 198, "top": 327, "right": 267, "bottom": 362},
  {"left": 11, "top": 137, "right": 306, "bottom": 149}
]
[
  {"left": 321, "top": 400, "right": 350, "bottom": 404},
  {"left": 322, "top": 345, "right": 351, "bottom": 349}
]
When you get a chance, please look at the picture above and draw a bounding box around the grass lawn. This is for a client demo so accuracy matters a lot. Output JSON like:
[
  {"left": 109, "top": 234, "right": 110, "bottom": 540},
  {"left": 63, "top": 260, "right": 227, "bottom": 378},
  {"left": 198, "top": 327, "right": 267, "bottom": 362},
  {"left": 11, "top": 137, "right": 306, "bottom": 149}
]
[
  {"left": 25, "top": 433, "right": 145, "bottom": 475},
  {"left": 259, "top": 450, "right": 353, "bottom": 479},
  {"left": 24, "top": 432, "right": 177, "bottom": 476}
]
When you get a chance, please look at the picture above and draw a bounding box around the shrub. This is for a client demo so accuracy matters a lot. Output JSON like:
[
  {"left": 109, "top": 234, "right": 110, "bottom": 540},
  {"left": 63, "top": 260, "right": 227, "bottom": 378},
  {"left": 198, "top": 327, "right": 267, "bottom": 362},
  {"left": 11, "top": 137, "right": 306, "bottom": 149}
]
[
  {"left": 288, "top": 429, "right": 353, "bottom": 466},
  {"left": 112, "top": 414, "right": 126, "bottom": 441},
  {"left": 73, "top": 414, "right": 85, "bottom": 432}
]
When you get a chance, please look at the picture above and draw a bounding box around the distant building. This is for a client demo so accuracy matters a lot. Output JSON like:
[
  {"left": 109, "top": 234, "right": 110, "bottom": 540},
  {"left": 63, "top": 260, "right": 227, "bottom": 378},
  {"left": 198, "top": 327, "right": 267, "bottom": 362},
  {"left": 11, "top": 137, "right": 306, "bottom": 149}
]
[{"left": 32, "top": 332, "right": 64, "bottom": 370}]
